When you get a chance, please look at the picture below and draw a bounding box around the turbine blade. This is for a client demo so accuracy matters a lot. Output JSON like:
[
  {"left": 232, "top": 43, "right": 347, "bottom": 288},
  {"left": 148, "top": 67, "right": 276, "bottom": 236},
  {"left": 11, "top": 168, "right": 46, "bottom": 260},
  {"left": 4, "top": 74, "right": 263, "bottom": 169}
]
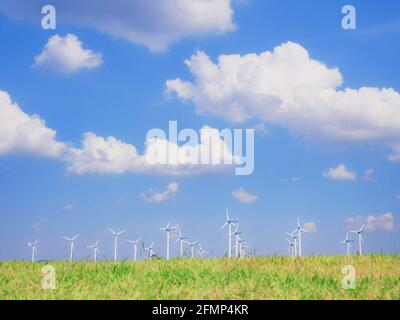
[
  {"left": 220, "top": 222, "right": 227, "bottom": 230},
  {"left": 108, "top": 228, "right": 115, "bottom": 235},
  {"left": 359, "top": 224, "right": 365, "bottom": 232}
]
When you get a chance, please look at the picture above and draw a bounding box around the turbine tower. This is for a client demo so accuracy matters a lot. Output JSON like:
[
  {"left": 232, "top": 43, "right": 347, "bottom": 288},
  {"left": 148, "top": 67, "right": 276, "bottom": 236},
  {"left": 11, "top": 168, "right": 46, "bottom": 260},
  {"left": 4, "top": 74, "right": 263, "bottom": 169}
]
[
  {"left": 175, "top": 229, "right": 188, "bottom": 258},
  {"left": 127, "top": 237, "right": 142, "bottom": 261},
  {"left": 160, "top": 221, "right": 177, "bottom": 260},
  {"left": 108, "top": 228, "right": 125, "bottom": 262},
  {"left": 232, "top": 224, "right": 242, "bottom": 258},
  {"left": 221, "top": 209, "right": 238, "bottom": 258},
  {"left": 144, "top": 241, "right": 154, "bottom": 259},
  {"left": 350, "top": 224, "right": 365, "bottom": 255},
  {"left": 87, "top": 240, "right": 99, "bottom": 262},
  {"left": 293, "top": 218, "right": 309, "bottom": 257},
  {"left": 188, "top": 241, "right": 199, "bottom": 258},
  {"left": 287, "top": 238, "right": 295, "bottom": 257},
  {"left": 27, "top": 239, "right": 38, "bottom": 262},
  {"left": 63, "top": 234, "right": 79, "bottom": 262},
  {"left": 197, "top": 244, "right": 208, "bottom": 259},
  {"left": 287, "top": 232, "right": 298, "bottom": 256},
  {"left": 340, "top": 232, "right": 354, "bottom": 257}
]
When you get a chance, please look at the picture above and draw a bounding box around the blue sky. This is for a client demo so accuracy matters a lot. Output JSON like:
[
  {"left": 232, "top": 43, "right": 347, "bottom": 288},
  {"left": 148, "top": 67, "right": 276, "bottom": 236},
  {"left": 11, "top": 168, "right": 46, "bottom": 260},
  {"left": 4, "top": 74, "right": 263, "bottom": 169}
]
[{"left": 0, "top": 0, "right": 399, "bottom": 261}]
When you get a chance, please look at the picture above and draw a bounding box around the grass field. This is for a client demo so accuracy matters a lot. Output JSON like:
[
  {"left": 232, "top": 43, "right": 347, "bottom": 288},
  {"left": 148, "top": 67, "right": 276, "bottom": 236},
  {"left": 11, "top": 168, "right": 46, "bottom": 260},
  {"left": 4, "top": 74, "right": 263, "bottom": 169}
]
[{"left": 1, "top": 255, "right": 399, "bottom": 300}]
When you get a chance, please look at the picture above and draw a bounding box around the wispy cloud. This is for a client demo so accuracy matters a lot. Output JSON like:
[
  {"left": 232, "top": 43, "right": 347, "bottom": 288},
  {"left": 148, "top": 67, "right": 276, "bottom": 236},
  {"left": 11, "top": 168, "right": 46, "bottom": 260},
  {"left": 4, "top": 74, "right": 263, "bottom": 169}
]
[
  {"left": 232, "top": 187, "right": 258, "bottom": 203},
  {"left": 344, "top": 213, "right": 396, "bottom": 231},
  {"left": 363, "top": 168, "right": 374, "bottom": 181},
  {"left": 63, "top": 203, "right": 74, "bottom": 212},
  {"left": 303, "top": 221, "right": 317, "bottom": 233},
  {"left": 140, "top": 182, "right": 179, "bottom": 204}
]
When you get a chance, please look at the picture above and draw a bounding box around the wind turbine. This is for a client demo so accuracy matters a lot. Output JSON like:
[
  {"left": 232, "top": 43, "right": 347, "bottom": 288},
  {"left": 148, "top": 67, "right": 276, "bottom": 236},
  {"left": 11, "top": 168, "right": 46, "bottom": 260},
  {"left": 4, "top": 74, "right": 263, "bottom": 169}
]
[
  {"left": 144, "top": 241, "right": 154, "bottom": 259},
  {"left": 241, "top": 242, "right": 250, "bottom": 257},
  {"left": 175, "top": 229, "right": 188, "bottom": 258},
  {"left": 287, "top": 238, "right": 295, "bottom": 257},
  {"left": 340, "top": 232, "right": 354, "bottom": 257},
  {"left": 127, "top": 237, "right": 142, "bottom": 261},
  {"left": 287, "top": 231, "right": 298, "bottom": 256},
  {"left": 63, "top": 234, "right": 79, "bottom": 262},
  {"left": 160, "top": 221, "right": 177, "bottom": 260},
  {"left": 188, "top": 241, "right": 199, "bottom": 258},
  {"left": 197, "top": 244, "right": 208, "bottom": 259},
  {"left": 108, "top": 228, "right": 125, "bottom": 262},
  {"left": 87, "top": 240, "right": 99, "bottom": 262},
  {"left": 27, "top": 239, "right": 38, "bottom": 262},
  {"left": 220, "top": 208, "right": 238, "bottom": 258},
  {"left": 293, "top": 218, "right": 309, "bottom": 257},
  {"left": 232, "top": 224, "right": 242, "bottom": 258},
  {"left": 350, "top": 224, "right": 365, "bottom": 255}
]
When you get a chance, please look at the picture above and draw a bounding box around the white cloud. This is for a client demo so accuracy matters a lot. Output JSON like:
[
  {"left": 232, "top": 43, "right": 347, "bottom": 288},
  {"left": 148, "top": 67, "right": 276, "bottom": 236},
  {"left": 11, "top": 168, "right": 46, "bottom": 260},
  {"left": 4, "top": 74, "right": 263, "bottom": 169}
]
[
  {"left": 345, "top": 213, "right": 395, "bottom": 231},
  {"left": 303, "top": 221, "right": 317, "bottom": 233},
  {"left": 0, "top": 0, "right": 235, "bottom": 52},
  {"left": 0, "top": 90, "right": 66, "bottom": 157},
  {"left": 140, "top": 182, "right": 179, "bottom": 204},
  {"left": 66, "top": 126, "right": 238, "bottom": 176},
  {"left": 63, "top": 203, "right": 74, "bottom": 211},
  {"left": 388, "top": 144, "right": 400, "bottom": 162},
  {"left": 33, "top": 34, "right": 102, "bottom": 73},
  {"left": 366, "top": 213, "right": 395, "bottom": 231},
  {"left": 323, "top": 164, "right": 357, "bottom": 181},
  {"left": 363, "top": 168, "right": 374, "bottom": 181},
  {"left": 166, "top": 42, "right": 400, "bottom": 156},
  {"left": 232, "top": 187, "right": 257, "bottom": 203}
]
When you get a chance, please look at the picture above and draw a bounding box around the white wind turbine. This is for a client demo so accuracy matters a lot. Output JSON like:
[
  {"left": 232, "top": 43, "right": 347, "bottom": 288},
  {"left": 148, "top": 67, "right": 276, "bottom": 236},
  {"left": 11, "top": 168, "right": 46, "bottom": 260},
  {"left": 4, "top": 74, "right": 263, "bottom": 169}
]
[
  {"left": 27, "top": 239, "right": 38, "bottom": 262},
  {"left": 340, "top": 232, "right": 354, "bottom": 257},
  {"left": 293, "top": 218, "right": 309, "bottom": 257},
  {"left": 144, "top": 241, "right": 154, "bottom": 259},
  {"left": 87, "top": 240, "right": 99, "bottom": 262},
  {"left": 175, "top": 230, "right": 188, "bottom": 258},
  {"left": 287, "top": 238, "right": 295, "bottom": 257},
  {"left": 160, "top": 221, "right": 177, "bottom": 260},
  {"left": 126, "top": 237, "right": 142, "bottom": 261},
  {"left": 232, "top": 224, "right": 242, "bottom": 258},
  {"left": 350, "top": 224, "right": 365, "bottom": 255},
  {"left": 197, "top": 244, "right": 208, "bottom": 259},
  {"left": 188, "top": 241, "right": 199, "bottom": 258},
  {"left": 287, "top": 231, "right": 298, "bottom": 256},
  {"left": 63, "top": 234, "right": 79, "bottom": 262},
  {"left": 108, "top": 228, "right": 125, "bottom": 262},
  {"left": 221, "top": 209, "right": 238, "bottom": 258},
  {"left": 240, "top": 242, "right": 250, "bottom": 257}
]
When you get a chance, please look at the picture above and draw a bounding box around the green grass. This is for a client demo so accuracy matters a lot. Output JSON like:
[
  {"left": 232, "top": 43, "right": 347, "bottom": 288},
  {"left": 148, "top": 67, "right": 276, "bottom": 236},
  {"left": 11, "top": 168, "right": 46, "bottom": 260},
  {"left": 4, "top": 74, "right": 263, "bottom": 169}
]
[{"left": 1, "top": 255, "right": 399, "bottom": 299}]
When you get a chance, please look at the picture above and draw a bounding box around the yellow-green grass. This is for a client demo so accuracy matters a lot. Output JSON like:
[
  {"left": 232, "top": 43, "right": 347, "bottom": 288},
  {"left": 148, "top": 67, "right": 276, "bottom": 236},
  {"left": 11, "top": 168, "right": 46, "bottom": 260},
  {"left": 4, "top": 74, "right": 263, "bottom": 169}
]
[{"left": 1, "top": 255, "right": 399, "bottom": 300}]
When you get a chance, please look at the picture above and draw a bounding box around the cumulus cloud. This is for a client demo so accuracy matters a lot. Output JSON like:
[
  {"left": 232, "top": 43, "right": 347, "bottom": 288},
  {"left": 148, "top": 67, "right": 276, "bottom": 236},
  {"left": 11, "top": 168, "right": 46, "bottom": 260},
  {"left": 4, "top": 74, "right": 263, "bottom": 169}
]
[
  {"left": 66, "top": 126, "right": 240, "bottom": 176},
  {"left": 0, "top": 90, "right": 66, "bottom": 157},
  {"left": 323, "top": 164, "right": 357, "bottom": 181},
  {"left": 140, "top": 182, "right": 179, "bottom": 203},
  {"left": 33, "top": 34, "right": 102, "bottom": 73},
  {"left": 363, "top": 168, "right": 374, "bottom": 181},
  {"left": 345, "top": 213, "right": 396, "bottom": 231},
  {"left": 303, "top": 221, "right": 317, "bottom": 233},
  {"left": 232, "top": 187, "right": 257, "bottom": 203},
  {"left": 166, "top": 42, "right": 400, "bottom": 156},
  {"left": 0, "top": 0, "right": 235, "bottom": 51}
]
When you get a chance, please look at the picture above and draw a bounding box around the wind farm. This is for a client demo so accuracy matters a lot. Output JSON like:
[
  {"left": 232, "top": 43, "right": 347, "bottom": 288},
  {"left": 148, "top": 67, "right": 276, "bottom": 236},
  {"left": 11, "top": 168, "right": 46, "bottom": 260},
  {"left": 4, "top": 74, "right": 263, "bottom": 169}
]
[{"left": 0, "top": 210, "right": 398, "bottom": 300}]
